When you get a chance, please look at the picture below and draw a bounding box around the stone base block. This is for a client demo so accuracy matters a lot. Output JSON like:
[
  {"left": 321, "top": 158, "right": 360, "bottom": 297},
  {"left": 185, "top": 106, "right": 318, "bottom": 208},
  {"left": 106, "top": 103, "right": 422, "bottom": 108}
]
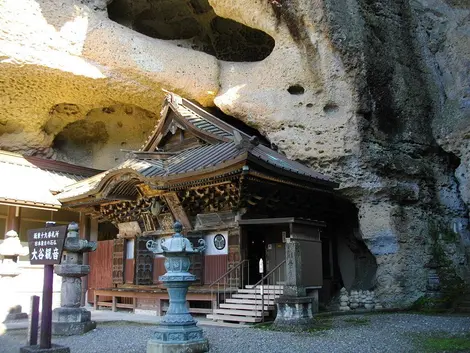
[
  {"left": 147, "top": 323, "right": 208, "bottom": 352},
  {"left": 4, "top": 312, "right": 28, "bottom": 322},
  {"left": 151, "top": 324, "right": 205, "bottom": 342},
  {"left": 52, "top": 307, "right": 96, "bottom": 335},
  {"left": 20, "top": 344, "right": 70, "bottom": 353},
  {"left": 274, "top": 296, "right": 316, "bottom": 328},
  {"left": 52, "top": 320, "right": 96, "bottom": 336},
  {"left": 52, "top": 307, "right": 91, "bottom": 323},
  {"left": 147, "top": 339, "right": 209, "bottom": 353},
  {"left": 3, "top": 305, "right": 28, "bottom": 322}
]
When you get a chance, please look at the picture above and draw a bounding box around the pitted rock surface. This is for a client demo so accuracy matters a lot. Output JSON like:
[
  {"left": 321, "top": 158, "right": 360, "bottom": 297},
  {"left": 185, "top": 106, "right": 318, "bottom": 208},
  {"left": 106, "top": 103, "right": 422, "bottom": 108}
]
[{"left": 1, "top": 0, "right": 469, "bottom": 306}]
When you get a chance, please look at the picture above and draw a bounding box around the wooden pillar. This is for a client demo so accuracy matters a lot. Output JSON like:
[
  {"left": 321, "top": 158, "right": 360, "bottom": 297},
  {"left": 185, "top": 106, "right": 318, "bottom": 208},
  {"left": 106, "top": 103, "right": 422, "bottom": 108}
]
[
  {"left": 228, "top": 227, "right": 242, "bottom": 287},
  {"left": 79, "top": 212, "right": 90, "bottom": 306},
  {"left": 6, "top": 206, "right": 21, "bottom": 237}
]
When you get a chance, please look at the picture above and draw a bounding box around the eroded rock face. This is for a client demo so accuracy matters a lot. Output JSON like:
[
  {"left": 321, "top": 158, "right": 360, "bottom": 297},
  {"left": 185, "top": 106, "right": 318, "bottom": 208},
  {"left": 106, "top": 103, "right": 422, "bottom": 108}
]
[
  {"left": 107, "top": 0, "right": 275, "bottom": 62},
  {"left": 0, "top": 0, "right": 469, "bottom": 306}
]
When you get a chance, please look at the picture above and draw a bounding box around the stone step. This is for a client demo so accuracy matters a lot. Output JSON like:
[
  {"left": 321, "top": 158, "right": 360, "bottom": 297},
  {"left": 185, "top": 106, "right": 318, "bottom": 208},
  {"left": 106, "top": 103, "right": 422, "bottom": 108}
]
[
  {"left": 225, "top": 298, "right": 276, "bottom": 305},
  {"left": 232, "top": 293, "right": 280, "bottom": 300},
  {"left": 237, "top": 289, "right": 284, "bottom": 295},
  {"left": 220, "top": 303, "right": 274, "bottom": 311},
  {"left": 213, "top": 309, "right": 269, "bottom": 317},
  {"left": 245, "top": 285, "right": 283, "bottom": 290},
  {"left": 207, "top": 314, "right": 262, "bottom": 323},
  {"left": 197, "top": 320, "right": 245, "bottom": 328}
]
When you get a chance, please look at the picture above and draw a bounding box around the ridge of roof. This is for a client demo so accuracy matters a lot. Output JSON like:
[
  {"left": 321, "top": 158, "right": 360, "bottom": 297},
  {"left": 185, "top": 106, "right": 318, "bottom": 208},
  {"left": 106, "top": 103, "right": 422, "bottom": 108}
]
[
  {"left": 140, "top": 91, "right": 252, "bottom": 152},
  {"left": 0, "top": 150, "right": 103, "bottom": 209},
  {"left": 0, "top": 150, "right": 102, "bottom": 177}
]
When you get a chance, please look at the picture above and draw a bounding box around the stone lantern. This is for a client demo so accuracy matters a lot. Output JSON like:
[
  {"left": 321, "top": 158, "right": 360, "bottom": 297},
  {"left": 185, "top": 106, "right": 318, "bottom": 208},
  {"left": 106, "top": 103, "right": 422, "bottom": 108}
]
[
  {"left": 146, "top": 221, "right": 208, "bottom": 353},
  {"left": 52, "top": 222, "right": 97, "bottom": 335},
  {"left": 0, "top": 230, "right": 28, "bottom": 277},
  {"left": 0, "top": 230, "right": 29, "bottom": 322}
]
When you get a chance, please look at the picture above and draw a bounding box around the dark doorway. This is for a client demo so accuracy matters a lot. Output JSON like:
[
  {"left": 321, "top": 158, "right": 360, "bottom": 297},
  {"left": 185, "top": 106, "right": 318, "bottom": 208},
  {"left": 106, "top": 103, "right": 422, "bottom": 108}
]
[
  {"left": 242, "top": 223, "right": 287, "bottom": 285},
  {"left": 245, "top": 228, "right": 266, "bottom": 284}
]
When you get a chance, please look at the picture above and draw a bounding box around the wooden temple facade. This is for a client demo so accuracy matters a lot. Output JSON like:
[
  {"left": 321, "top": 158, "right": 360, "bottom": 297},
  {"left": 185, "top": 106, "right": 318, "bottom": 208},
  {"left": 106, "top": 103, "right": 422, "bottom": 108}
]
[{"left": 58, "top": 92, "right": 347, "bottom": 315}]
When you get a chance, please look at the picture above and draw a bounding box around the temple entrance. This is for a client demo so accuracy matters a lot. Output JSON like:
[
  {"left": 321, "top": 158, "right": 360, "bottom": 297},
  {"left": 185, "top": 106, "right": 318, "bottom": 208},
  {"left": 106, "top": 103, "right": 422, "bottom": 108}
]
[{"left": 241, "top": 222, "right": 288, "bottom": 285}]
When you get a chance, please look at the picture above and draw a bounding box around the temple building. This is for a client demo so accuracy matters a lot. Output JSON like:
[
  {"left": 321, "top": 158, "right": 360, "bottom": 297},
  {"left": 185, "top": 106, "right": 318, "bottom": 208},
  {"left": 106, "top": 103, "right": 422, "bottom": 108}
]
[{"left": 57, "top": 92, "right": 377, "bottom": 323}]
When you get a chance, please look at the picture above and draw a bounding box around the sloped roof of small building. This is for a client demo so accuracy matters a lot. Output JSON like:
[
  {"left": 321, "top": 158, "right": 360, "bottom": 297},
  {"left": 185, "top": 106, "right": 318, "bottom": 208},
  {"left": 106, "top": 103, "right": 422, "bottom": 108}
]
[
  {"left": 0, "top": 150, "right": 101, "bottom": 209},
  {"left": 58, "top": 92, "right": 338, "bottom": 204}
]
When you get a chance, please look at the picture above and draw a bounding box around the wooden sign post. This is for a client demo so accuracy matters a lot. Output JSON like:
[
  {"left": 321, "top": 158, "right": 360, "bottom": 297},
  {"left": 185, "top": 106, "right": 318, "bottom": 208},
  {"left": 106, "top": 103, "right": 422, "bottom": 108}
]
[{"left": 26, "top": 222, "right": 67, "bottom": 350}]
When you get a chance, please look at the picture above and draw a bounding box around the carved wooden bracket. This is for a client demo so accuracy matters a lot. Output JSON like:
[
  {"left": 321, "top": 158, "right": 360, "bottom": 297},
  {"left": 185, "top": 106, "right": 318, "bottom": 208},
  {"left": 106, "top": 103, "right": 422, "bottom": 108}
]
[{"left": 162, "top": 192, "right": 193, "bottom": 231}]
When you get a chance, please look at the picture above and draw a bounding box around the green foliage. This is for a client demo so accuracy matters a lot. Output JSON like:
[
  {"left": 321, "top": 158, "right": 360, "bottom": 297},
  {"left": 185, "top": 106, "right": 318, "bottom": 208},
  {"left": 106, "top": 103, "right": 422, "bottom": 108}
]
[
  {"left": 254, "top": 317, "right": 333, "bottom": 333},
  {"left": 343, "top": 317, "right": 370, "bottom": 326},
  {"left": 410, "top": 296, "right": 450, "bottom": 313},
  {"left": 423, "top": 221, "right": 468, "bottom": 310},
  {"left": 413, "top": 332, "right": 470, "bottom": 352}
]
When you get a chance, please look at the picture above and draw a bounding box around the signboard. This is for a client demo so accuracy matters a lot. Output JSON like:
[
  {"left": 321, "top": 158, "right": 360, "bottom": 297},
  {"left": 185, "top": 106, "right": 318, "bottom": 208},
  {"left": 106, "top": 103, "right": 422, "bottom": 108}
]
[{"left": 27, "top": 225, "right": 67, "bottom": 265}]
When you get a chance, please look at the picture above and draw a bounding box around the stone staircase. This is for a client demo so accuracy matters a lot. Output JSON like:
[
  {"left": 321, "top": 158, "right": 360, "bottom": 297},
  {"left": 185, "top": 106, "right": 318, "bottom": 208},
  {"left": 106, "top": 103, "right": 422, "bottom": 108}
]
[{"left": 207, "top": 285, "right": 283, "bottom": 324}]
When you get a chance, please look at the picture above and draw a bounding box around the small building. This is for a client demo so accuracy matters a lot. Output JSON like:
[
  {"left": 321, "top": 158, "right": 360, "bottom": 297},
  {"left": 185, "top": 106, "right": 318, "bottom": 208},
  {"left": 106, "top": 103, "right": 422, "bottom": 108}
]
[
  {"left": 58, "top": 92, "right": 376, "bottom": 321},
  {"left": 0, "top": 150, "right": 102, "bottom": 313}
]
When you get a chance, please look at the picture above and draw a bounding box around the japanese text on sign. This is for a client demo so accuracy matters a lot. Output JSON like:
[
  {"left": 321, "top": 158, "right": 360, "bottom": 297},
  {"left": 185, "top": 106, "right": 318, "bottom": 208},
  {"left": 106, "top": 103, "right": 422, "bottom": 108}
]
[{"left": 27, "top": 225, "right": 67, "bottom": 265}]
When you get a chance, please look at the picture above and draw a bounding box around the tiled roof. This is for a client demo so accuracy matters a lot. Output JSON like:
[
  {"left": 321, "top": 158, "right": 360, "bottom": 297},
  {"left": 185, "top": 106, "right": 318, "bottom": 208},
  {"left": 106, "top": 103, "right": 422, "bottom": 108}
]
[
  {"left": 58, "top": 141, "right": 337, "bottom": 202},
  {"left": 57, "top": 92, "right": 338, "bottom": 203},
  {"left": 173, "top": 101, "right": 233, "bottom": 140},
  {"left": 141, "top": 142, "right": 241, "bottom": 177},
  {"left": 250, "top": 144, "right": 332, "bottom": 183},
  {"left": 0, "top": 151, "right": 101, "bottom": 209},
  {"left": 140, "top": 93, "right": 239, "bottom": 152},
  {"left": 58, "top": 143, "right": 243, "bottom": 201}
]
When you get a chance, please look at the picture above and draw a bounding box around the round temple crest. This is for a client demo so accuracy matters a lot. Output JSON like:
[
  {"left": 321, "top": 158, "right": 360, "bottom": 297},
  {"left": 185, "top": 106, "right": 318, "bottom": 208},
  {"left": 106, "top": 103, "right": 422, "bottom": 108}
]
[{"left": 213, "top": 234, "right": 226, "bottom": 251}]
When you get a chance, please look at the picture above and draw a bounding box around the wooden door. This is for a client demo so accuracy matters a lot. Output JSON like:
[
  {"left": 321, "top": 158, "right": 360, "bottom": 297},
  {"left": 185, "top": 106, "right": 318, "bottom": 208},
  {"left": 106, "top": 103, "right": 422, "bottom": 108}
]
[
  {"left": 188, "top": 237, "right": 204, "bottom": 285},
  {"left": 135, "top": 236, "right": 154, "bottom": 285},
  {"left": 112, "top": 238, "right": 125, "bottom": 284}
]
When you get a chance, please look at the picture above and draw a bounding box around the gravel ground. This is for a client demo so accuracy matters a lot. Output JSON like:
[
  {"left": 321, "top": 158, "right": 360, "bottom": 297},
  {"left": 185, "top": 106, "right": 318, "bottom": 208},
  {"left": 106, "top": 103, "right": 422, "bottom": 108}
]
[{"left": 1, "top": 313, "right": 470, "bottom": 353}]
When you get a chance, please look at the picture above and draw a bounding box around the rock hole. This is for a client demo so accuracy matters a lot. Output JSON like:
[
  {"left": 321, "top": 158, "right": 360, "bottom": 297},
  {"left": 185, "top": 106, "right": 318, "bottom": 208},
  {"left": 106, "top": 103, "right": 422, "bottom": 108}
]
[
  {"left": 108, "top": 0, "right": 275, "bottom": 62},
  {"left": 287, "top": 85, "right": 305, "bottom": 95},
  {"left": 323, "top": 103, "right": 339, "bottom": 114}
]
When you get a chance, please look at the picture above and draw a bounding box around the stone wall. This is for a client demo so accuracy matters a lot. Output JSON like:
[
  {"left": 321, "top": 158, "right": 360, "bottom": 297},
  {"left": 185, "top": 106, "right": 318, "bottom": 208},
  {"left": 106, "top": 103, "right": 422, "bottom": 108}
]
[{"left": 0, "top": 0, "right": 469, "bottom": 307}]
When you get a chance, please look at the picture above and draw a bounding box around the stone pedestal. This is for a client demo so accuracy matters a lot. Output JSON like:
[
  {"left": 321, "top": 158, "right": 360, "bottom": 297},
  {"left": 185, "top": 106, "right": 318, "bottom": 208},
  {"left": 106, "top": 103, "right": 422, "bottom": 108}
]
[
  {"left": 274, "top": 296, "right": 316, "bottom": 327},
  {"left": 52, "top": 307, "right": 96, "bottom": 336},
  {"left": 51, "top": 223, "right": 96, "bottom": 336},
  {"left": 274, "top": 236, "right": 321, "bottom": 328},
  {"left": 147, "top": 281, "right": 208, "bottom": 353},
  {"left": 147, "top": 340, "right": 209, "bottom": 353}
]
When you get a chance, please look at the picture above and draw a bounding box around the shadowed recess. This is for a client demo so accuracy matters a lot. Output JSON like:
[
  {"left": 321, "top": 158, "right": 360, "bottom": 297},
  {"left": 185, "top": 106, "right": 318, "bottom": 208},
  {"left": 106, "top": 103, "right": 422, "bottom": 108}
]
[{"left": 107, "top": 0, "right": 275, "bottom": 62}]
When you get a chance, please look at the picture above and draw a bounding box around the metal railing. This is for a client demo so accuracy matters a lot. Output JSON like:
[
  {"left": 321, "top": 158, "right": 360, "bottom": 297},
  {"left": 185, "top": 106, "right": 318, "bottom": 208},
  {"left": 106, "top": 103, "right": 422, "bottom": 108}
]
[
  {"left": 209, "top": 259, "right": 250, "bottom": 312},
  {"left": 251, "top": 260, "right": 286, "bottom": 322}
]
